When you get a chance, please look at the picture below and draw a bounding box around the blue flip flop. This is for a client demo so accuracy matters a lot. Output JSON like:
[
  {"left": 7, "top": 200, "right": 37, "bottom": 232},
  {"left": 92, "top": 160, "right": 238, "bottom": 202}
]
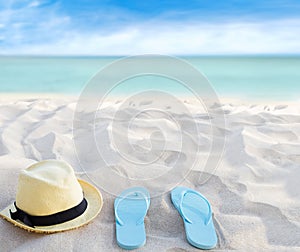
[
  {"left": 171, "top": 187, "right": 218, "bottom": 250},
  {"left": 114, "top": 187, "right": 150, "bottom": 250}
]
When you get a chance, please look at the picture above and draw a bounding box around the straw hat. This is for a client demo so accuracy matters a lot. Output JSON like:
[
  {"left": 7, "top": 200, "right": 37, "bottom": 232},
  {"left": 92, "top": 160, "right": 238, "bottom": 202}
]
[{"left": 0, "top": 160, "right": 103, "bottom": 233}]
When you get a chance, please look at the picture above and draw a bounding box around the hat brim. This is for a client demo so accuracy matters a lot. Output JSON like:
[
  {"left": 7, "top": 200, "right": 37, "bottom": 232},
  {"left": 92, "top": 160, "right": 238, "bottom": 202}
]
[{"left": 0, "top": 179, "right": 103, "bottom": 234}]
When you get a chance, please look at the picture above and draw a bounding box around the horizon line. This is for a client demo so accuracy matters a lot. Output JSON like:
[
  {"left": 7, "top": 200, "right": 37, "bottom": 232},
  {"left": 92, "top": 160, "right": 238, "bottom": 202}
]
[{"left": 1, "top": 53, "right": 300, "bottom": 58}]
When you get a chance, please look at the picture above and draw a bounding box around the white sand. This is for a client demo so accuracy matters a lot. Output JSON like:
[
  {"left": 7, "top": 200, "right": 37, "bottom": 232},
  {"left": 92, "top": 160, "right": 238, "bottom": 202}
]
[{"left": 0, "top": 95, "right": 299, "bottom": 251}]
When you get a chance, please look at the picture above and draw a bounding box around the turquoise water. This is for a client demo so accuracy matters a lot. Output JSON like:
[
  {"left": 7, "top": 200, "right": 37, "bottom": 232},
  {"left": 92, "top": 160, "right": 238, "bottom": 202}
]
[{"left": 0, "top": 56, "right": 299, "bottom": 100}]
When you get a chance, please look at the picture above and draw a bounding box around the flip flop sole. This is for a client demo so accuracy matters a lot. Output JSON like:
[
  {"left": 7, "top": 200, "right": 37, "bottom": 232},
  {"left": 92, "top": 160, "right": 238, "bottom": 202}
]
[
  {"left": 114, "top": 187, "right": 150, "bottom": 250},
  {"left": 171, "top": 187, "right": 218, "bottom": 250}
]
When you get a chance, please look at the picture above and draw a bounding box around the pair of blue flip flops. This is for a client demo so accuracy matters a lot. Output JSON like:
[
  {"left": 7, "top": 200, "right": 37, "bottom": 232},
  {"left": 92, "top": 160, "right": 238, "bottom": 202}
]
[{"left": 114, "top": 187, "right": 218, "bottom": 250}]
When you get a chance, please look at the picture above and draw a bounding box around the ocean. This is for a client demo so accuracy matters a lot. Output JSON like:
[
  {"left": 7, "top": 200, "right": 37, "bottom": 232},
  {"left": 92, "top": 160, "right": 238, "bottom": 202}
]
[{"left": 0, "top": 56, "right": 299, "bottom": 100}]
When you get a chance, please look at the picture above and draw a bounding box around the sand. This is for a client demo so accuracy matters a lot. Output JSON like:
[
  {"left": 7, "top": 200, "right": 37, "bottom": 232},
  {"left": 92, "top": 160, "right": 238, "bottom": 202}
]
[{"left": 0, "top": 95, "right": 299, "bottom": 251}]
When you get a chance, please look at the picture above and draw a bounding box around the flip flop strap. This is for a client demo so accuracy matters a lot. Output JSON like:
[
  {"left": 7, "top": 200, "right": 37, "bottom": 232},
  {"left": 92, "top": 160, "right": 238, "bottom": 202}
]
[
  {"left": 115, "top": 191, "right": 149, "bottom": 226},
  {"left": 178, "top": 190, "right": 212, "bottom": 225}
]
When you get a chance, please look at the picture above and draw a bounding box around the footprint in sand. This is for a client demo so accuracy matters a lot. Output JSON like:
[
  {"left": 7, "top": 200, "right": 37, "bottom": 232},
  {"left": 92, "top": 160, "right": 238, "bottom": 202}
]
[
  {"left": 129, "top": 101, "right": 136, "bottom": 107},
  {"left": 139, "top": 100, "right": 153, "bottom": 106},
  {"left": 274, "top": 105, "right": 288, "bottom": 110}
]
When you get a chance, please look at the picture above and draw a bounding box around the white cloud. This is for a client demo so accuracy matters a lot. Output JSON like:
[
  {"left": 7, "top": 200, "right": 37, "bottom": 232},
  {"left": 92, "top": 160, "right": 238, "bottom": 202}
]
[
  {"left": 28, "top": 1, "right": 41, "bottom": 8},
  {"left": 0, "top": 1, "right": 299, "bottom": 55},
  {"left": 2, "top": 19, "right": 300, "bottom": 55},
  {"left": 0, "top": 1, "right": 71, "bottom": 48}
]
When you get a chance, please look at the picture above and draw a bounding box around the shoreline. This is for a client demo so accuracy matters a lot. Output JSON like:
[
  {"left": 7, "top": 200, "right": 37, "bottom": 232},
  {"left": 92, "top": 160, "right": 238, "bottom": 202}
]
[{"left": 0, "top": 92, "right": 299, "bottom": 106}]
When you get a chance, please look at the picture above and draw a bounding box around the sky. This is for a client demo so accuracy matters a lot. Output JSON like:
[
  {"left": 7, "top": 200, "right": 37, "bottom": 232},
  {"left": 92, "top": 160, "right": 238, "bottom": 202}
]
[{"left": 0, "top": 0, "right": 300, "bottom": 55}]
